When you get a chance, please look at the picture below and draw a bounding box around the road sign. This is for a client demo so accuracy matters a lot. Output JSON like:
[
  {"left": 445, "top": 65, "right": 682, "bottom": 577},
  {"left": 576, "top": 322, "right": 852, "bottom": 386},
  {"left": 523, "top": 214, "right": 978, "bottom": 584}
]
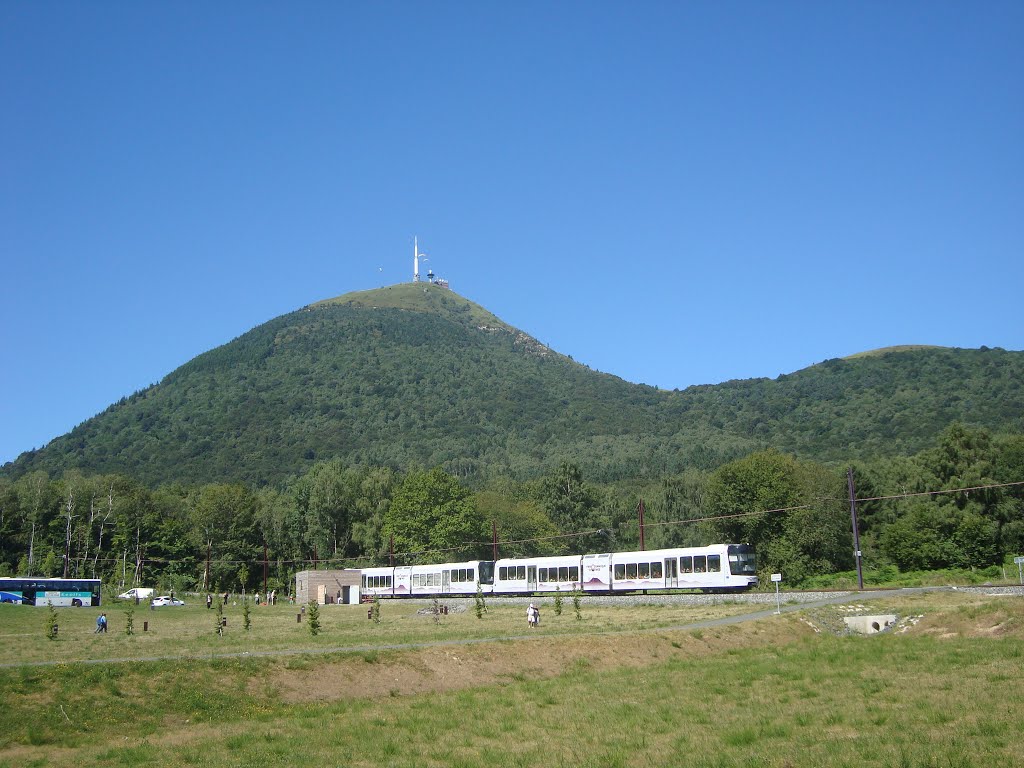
[
  {"left": 771, "top": 573, "right": 782, "bottom": 582},
  {"left": 1015, "top": 556, "right": 1024, "bottom": 565}
]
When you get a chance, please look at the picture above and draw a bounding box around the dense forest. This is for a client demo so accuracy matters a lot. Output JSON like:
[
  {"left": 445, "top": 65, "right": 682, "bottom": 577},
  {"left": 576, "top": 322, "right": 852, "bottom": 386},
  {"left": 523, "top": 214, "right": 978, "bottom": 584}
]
[
  {"left": 1, "top": 424, "right": 1021, "bottom": 593},
  {"left": 2, "top": 284, "right": 1021, "bottom": 591},
  {"left": 4, "top": 285, "right": 1023, "bottom": 488}
]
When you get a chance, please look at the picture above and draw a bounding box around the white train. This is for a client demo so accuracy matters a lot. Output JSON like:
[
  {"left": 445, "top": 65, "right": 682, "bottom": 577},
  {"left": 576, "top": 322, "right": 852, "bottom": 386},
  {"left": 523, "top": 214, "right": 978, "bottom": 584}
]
[{"left": 360, "top": 543, "right": 757, "bottom": 598}]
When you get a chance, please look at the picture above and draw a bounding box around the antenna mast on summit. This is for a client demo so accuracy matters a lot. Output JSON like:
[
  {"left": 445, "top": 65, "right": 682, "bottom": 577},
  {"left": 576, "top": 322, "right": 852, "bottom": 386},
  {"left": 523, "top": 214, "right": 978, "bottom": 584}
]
[{"left": 413, "top": 237, "right": 421, "bottom": 282}]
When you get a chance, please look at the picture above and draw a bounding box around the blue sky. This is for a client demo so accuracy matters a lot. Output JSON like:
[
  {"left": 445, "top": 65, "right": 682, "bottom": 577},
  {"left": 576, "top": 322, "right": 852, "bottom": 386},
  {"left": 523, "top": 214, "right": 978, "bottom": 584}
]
[{"left": 2, "top": 2, "right": 1022, "bottom": 466}]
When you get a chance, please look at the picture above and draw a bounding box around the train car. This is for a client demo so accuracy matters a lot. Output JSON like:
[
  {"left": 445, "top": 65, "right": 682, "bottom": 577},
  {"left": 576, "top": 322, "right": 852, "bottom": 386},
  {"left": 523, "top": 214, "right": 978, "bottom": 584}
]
[
  {"left": 403, "top": 560, "right": 494, "bottom": 597},
  {"left": 603, "top": 544, "right": 757, "bottom": 592},
  {"left": 361, "top": 560, "right": 495, "bottom": 598},
  {"left": 493, "top": 554, "right": 583, "bottom": 594},
  {"left": 361, "top": 566, "right": 396, "bottom": 599}
]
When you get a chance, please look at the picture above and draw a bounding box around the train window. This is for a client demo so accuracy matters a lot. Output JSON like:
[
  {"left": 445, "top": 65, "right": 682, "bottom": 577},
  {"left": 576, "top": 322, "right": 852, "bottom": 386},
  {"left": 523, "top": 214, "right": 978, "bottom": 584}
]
[
  {"left": 386, "top": 576, "right": 392, "bottom": 587},
  {"left": 708, "top": 555, "right": 721, "bottom": 572},
  {"left": 499, "top": 567, "right": 508, "bottom": 580},
  {"left": 614, "top": 564, "right": 625, "bottom": 580},
  {"left": 639, "top": 562, "right": 650, "bottom": 579},
  {"left": 694, "top": 556, "right": 707, "bottom": 573},
  {"left": 468, "top": 568, "right": 475, "bottom": 582},
  {"left": 569, "top": 566, "right": 579, "bottom": 582},
  {"left": 539, "top": 568, "right": 548, "bottom": 581},
  {"left": 517, "top": 566, "right": 526, "bottom": 580},
  {"left": 651, "top": 562, "right": 662, "bottom": 579},
  {"left": 556, "top": 566, "right": 565, "bottom": 582},
  {"left": 626, "top": 563, "right": 637, "bottom": 579},
  {"left": 680, "top": 556, "right": 692, "bottom": 573}
]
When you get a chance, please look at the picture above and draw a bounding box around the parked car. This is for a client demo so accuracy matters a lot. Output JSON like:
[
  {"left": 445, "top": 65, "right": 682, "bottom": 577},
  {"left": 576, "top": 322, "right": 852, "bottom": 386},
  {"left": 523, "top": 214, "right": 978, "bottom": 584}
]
[
  {"left": 151, "top": 595, "right": 185, "bottom": 607},
  {"left": 117, "top": 587, "right": 155, "bottom": 601}
]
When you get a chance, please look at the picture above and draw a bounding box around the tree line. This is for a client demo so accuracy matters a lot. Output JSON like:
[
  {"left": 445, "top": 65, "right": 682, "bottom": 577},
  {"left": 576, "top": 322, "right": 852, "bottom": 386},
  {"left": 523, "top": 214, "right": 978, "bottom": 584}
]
[{"left": 1, "top": 424, "right": 1021, "bottom": 594}]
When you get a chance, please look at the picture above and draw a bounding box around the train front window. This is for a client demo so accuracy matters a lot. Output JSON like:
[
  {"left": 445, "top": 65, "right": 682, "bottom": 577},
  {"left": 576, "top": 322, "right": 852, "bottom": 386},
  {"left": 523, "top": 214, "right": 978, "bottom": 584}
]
[{"left": 727, "top": 545, "right": 757, "bottom": 575}]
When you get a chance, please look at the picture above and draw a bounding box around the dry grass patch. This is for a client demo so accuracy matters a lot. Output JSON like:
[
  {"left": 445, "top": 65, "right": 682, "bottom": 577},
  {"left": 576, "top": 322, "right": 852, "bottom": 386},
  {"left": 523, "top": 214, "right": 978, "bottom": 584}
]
[{"left": 264, "top": 614, "right": 812, "bottom": 704}]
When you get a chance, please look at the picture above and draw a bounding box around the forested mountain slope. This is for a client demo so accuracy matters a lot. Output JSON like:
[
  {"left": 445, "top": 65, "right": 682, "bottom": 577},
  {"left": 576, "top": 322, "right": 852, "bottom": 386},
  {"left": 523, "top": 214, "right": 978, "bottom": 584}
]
[{"left": 4, "top": 284, "right": 1022, "bottom": 487}]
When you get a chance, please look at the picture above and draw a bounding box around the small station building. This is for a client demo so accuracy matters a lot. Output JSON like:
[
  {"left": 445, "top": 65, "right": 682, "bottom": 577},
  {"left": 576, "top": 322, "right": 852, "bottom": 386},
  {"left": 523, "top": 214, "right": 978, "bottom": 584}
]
[{"left": 294, "top": 569, "right": 362, "bottom": 605}]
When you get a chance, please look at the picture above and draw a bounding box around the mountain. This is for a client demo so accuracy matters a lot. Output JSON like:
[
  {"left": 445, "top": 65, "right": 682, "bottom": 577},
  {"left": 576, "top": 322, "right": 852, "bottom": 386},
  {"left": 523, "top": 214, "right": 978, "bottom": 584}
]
[{"left": 4, "top": 284, "right": 1023, "bottom": 487}]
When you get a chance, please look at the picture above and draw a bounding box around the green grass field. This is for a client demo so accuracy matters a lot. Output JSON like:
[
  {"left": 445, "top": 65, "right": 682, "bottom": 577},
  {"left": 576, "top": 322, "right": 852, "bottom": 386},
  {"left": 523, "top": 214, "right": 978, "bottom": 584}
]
[{"left": 1, "top": 592, "right": 1021, "bottom": 767}]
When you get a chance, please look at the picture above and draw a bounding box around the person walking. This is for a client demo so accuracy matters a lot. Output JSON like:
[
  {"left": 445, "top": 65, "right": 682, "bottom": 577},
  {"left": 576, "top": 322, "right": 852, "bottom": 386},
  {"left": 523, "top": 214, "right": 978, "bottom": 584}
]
[
  {"left": 206, "top": 594, "right": 213, "bottom": 609},
  {"left": 95, "top": 613, "right": 107, "bottom": 633}
]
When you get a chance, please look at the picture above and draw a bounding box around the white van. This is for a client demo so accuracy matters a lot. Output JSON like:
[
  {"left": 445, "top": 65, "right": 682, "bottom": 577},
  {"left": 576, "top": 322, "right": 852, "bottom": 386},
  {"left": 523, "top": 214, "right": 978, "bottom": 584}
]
[{"left": 117, "top": 587, "right": 155, "bottom": 601}]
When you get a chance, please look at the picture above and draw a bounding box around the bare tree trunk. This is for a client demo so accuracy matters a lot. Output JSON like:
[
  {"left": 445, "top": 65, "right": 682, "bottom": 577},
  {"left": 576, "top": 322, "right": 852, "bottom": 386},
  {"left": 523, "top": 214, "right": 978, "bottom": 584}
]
[
  {"left": 62, "top": 487, "right": 76, "bottom": 579},
  {"left": 133, "top": 526, "right": 144, "bottom": 586},
  {"left": 26, "top": 473, "right": 47, "bottom": 576},
  {"left": 93, "top": 482, "right": 115, "bottom": 579},
  {"left": 28, "top": 520, "right": 36, "bottom": 577},
  {"left": 80, "top": 492, "right": 97, "bottom": 578}
]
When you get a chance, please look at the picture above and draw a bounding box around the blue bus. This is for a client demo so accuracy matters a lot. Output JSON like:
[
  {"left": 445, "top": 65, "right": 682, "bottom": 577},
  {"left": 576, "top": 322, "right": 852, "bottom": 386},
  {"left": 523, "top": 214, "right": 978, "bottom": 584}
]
[{"left": 0, "top": 577, "right": 102, "bottom": 607}]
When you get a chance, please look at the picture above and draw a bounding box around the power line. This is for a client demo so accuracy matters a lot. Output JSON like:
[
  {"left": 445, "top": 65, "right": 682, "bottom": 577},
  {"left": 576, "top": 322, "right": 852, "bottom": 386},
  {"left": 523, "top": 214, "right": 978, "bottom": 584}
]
[{"left": 852, "top": 479, "right": 1024, "bottom": 503}]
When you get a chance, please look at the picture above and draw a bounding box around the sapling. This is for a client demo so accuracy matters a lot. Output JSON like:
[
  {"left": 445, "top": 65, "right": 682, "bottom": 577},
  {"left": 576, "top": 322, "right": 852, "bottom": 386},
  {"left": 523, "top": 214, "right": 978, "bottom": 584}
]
[
  {"left": 307, "top": 601, "right": 321, "bottom": 636},
  {"left": 45, "top": 603, "right": 58, "bottom": 640},
  {"left": 474, "top": 583, "right": 487, "bottom": 619}
]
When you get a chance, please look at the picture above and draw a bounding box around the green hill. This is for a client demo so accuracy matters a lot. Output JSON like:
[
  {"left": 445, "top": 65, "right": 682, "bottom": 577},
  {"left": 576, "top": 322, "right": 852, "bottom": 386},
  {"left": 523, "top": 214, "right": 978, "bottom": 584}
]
[{"left": 4, "top": 284, "right": 1023, "bottom": 486}]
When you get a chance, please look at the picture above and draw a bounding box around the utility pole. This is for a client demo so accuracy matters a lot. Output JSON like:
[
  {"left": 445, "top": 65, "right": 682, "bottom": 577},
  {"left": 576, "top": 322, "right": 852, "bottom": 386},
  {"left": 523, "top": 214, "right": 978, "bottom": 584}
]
[
  {"left": 263, "top": 540, "right": 269, "bottom": 597},
  {"left": 492, "top": 521, "right": 499, "bottom": 561},
  {"left": 637, "top": 499, "right": 646, "bottom": 551},
  {"left": 848, "top": 467, "right": 864, "bottom": 590}
]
